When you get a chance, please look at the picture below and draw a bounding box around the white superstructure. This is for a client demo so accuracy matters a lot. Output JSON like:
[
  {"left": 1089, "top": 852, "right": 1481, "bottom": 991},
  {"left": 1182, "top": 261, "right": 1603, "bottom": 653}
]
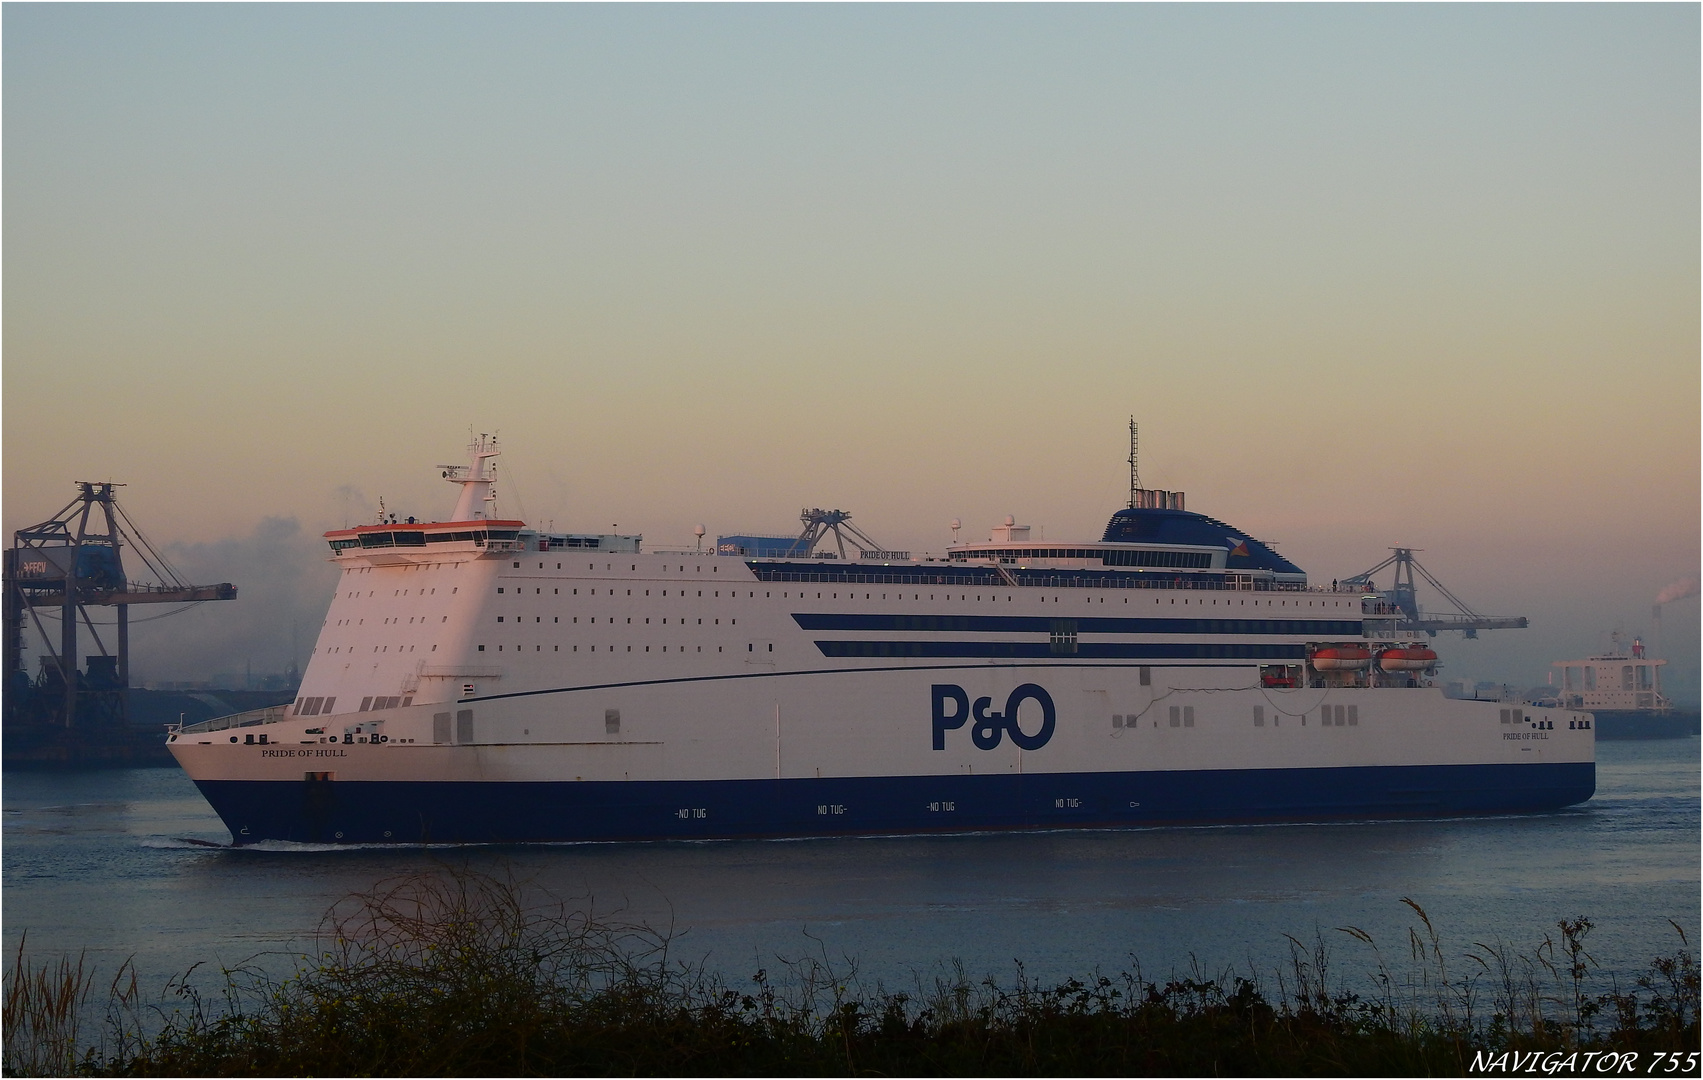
[{"left": 169, "top": 436, "right": 1595, "bottom": 845}]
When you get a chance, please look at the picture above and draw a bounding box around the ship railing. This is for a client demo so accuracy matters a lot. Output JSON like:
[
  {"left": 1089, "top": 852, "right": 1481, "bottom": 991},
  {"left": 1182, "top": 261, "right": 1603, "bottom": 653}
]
[
  {"left": 749, "top": 567, "right": 1309, "bottom": 592},
  {"left": 174, "top": 705, "right": 290, "bottom": 735}
]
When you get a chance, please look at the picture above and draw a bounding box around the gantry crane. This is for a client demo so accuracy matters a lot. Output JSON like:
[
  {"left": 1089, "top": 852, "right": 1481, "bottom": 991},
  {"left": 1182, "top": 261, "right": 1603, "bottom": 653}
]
[
  {"left": 4, "top": 482, "right": 236, "bottom": 729},
  {"left": 792, "top": 508, "right": 888, "bottom": 560},
  {"left": 1343, "top": 547, "right": 1527, "bottom": 638}
]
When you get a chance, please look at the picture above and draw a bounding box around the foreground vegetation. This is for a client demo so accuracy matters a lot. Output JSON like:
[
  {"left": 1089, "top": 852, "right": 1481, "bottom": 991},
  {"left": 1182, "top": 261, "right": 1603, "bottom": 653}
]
[{"left": 5, "top": 868, "right": 1698, "bottom": 1076}]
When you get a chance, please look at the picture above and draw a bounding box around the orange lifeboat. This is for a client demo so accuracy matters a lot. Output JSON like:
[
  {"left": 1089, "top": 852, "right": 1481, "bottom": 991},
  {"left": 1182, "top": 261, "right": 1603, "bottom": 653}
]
[
  {"left": 1379, "top": 647, "right": 1438, "bottom": 672},
  {"left": 1311, "top": 646, "right": 1371, "bottom": 671}
]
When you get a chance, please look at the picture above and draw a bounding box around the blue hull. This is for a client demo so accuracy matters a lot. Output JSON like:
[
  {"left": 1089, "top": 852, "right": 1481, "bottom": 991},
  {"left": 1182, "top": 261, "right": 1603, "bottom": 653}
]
[
  {"left": 1590, "top": 709, "right": 1700, "bottom": 740},
  {"left": 198, "top": 762, "right": 1595, "bottom": 846}
]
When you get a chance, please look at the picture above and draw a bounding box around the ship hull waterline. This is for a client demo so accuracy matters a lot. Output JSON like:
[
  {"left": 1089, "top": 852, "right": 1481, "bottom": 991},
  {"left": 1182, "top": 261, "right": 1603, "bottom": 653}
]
[{"left": 192, "top": 762, "right": 1595, "bottom": 846}]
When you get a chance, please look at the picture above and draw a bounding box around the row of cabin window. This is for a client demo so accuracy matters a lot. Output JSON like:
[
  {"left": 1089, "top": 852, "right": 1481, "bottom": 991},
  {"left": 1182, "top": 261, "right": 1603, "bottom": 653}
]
[
  {"left": 498, "top": 586, "right": 1341, "bottom": 610},
  {"left": 514, "top": 562, "right": 718, "bottom": 573},
  {"left": 750, "top": 569, "right": 1324, "bottom": 596},
  {"left": 745, "top": 580, "right": 1333, "bottom": 608},
  {"left": 499, "top": 589, "right": 997, "bottom": 600},
  {"left": 475, "top": 643, "right": 773, "bottom": 654},
  {"left": 498, "top": 616, "right": 733, "bottom": 625},
  {"left": 498, "top": 587, "right": 749, "bottom": 597},
  {"left": 333, "top": 617, "right": 451, "bottom": 626},
  {"left": 295, "top": 693, "right": 417, "bottom": 717},
  {"left": 1110, "top": 704, "right": 1358, "bottom": 729},
  {"left": 948, "top": 548, "right": 1213, "bottom": 568},
  {"left": 1111, "top": 707, "right": 1198, "bottom": 728},
  {"left": 1501, "top": 709, "right": 1577, "bottom": 730},
  {"left": 497, "top": 588, "right": 1092, "bottom": 604},
  {"left": 425, "top": 708, "right": 622, "bottom": 746},
  {"left": 324, "top": 615, "right": 737, "bottom": 654}
]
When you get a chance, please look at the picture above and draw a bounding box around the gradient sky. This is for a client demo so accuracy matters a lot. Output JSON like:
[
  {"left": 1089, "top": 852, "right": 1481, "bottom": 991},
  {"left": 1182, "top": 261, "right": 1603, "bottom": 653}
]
[{"left": 5, "top": 5, "right": 1698, "bottom": 695}]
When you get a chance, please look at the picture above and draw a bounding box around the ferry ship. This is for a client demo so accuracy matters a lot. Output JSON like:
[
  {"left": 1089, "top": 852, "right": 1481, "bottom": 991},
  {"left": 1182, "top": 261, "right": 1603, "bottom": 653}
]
[
  {"left": 1546, "top": 633, "right": 1699, "bottom": 740},
  {"left": 168, "top": 435, "right": 1595, "bottom": 845}
]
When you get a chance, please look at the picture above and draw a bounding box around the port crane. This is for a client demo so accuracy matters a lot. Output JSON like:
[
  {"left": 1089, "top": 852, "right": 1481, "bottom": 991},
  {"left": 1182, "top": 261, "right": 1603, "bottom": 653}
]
[
  {"left": 792, "top": 508, "right": 891, "bottom": 560},
  {"left": 1343, "top": 547, "right": 1527, "bottom": 638},
  {"left": 4, "top": 482, "right": 236, "bottom": 729}
]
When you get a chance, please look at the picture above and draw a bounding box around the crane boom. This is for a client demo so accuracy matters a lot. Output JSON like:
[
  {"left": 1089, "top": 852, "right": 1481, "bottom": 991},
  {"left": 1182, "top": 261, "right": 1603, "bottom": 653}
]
[{"left": 1344, "top": 547, "right": 1527, "bottom": 638}]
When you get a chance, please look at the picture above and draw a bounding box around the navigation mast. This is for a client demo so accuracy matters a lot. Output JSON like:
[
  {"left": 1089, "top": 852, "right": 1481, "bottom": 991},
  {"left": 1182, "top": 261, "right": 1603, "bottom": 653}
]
[
  {"left": 441, "top": 433, "right": 501, "bottom": 522},
  {"left": 1127, "top": 416, "right": 1140, "bottom": 509}
]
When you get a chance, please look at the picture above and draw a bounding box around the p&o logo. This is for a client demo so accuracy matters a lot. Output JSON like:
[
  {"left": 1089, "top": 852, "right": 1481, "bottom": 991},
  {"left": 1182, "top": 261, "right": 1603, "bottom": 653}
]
[{"left": 931, "top": 683, "right": 1056, "bottom": 751}]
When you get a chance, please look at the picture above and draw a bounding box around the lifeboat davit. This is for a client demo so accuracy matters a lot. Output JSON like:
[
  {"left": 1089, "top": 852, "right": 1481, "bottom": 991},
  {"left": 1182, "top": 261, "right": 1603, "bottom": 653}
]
[
  {"left": 1311, "top": 646, "right": 1371, "bottom": 671},
  {"left": 1379, "top": 647, "right": 1438, "bottom": 672}
]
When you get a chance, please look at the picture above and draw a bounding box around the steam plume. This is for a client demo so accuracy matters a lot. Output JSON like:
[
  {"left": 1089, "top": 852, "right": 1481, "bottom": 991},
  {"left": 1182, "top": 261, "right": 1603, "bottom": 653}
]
[{"left": 1654, "top": 577, "right": 1700, "bottom": 606}]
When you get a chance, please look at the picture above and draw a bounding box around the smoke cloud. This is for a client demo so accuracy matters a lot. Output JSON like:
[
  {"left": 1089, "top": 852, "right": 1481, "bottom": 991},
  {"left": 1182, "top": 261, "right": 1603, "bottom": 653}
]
[
  {"left": 61, "top": 516, "right": 342, "bottom": 685},
  {"left": 1654, "top": 577, "right": 1700, "bottom": 606}
]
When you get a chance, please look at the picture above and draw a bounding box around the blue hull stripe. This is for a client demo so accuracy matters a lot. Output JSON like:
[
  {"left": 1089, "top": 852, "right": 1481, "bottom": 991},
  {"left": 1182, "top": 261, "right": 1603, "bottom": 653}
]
[
  {"left": 196, "top": 762, "right": 1595, "bottom": 846},
  {"left": 815, "top": 641, "right": 1307, "bottom": 660},
  {"left": 793, "top": 613, "right": 1361, "bottom": 636}
]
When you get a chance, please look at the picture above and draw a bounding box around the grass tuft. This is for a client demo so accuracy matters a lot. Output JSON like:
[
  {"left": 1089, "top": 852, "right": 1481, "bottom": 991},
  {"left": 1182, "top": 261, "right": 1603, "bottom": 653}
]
[{"left": 4, "top": 868, "right": 1697, "bottom": 1077}]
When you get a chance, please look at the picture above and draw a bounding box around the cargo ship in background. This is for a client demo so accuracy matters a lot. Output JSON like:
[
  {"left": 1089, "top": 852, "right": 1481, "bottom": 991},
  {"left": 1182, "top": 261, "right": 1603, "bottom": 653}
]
[
  {"left": 1544, "top": 633, "right": 1700, "bottom": 740},
  {"left": 167, "top": 432, "right": 1595, "bottom": 846}
]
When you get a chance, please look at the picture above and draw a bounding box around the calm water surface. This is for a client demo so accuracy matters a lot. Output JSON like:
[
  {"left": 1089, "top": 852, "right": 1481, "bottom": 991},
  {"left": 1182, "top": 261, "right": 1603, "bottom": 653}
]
[{"left": 4, "top": 740, "right": 1697, "bottom": 995}]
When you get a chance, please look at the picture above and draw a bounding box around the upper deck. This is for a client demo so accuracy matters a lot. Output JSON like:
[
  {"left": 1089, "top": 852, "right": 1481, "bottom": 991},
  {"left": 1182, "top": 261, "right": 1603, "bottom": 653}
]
[
  {"left": 325, "top": 520, "right": 640, "bottom": 558},
  {"left": 937, "top": 500, "right": 1307, "bottom": 590}
]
